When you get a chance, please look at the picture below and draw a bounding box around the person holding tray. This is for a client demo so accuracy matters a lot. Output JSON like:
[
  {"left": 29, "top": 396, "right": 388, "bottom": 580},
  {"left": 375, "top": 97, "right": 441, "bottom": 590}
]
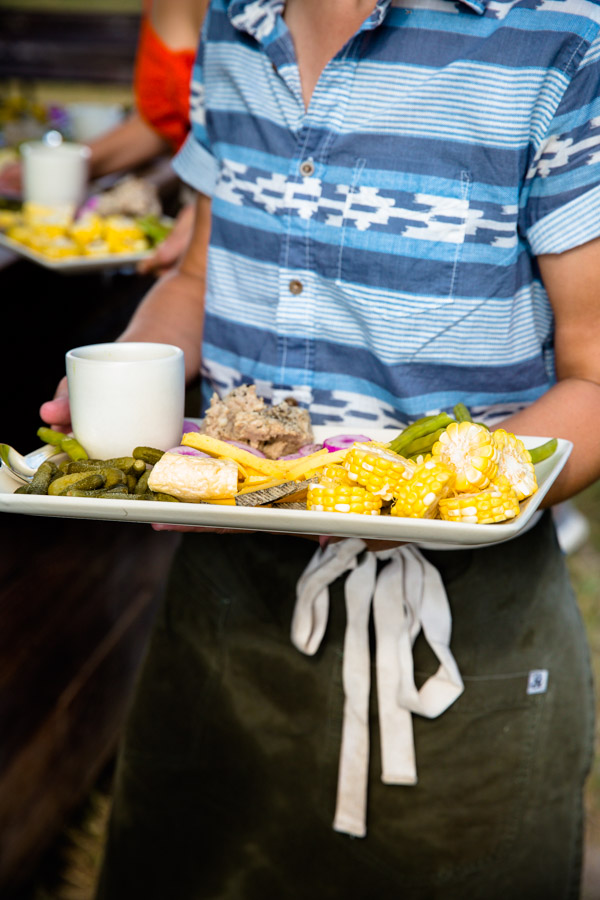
[{"left": 41, "top": 0, "right": 600, "bottom": 897}]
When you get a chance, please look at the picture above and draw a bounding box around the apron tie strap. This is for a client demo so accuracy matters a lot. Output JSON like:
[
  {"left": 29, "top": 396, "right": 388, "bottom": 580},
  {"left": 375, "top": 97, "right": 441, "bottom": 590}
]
[{"left": 292, "top": 539, "right": 464, "bottom": 838}]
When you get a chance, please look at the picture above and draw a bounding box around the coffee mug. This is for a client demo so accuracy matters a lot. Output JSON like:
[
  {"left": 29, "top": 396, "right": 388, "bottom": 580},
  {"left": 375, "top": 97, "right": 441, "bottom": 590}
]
[{"left": 66, "top": 342, "right": 186, "bottom": 460}]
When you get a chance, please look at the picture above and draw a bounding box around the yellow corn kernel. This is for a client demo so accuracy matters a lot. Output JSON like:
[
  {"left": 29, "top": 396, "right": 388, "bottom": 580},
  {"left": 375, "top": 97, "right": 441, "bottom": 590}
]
[
  {"left": 23, "top": 202, "right": 73, "bottom": 228},
  {"left": 390, "top": 459, "right": 455, "bottom": 519},
  {"left": 6, "top": 224, "right": 35, "bottom": 246},
  {"left": 104, "top": 215, "right": 146, "bottom": 253},
  {"left": 83, "top": 239, "right": 111, "bottom": 257},
  {"left": 70, "top": 212, "right": 104, "bottom": 247},
  {"left": 492, "top": 429, "right": 537, "bottom": 501},
  {"left": 320, "top": 464, "right": 354, "bottom": 485},
  {"left": 307, "top": 480, "right": 382, "bottom": 515},
  {"left": 343, "top": 443, "right": 416, "bottom": 501},
  {"left": 432, "top": 421, "right": 499, "bottom": 492},
  {"left": 438, "top": 476, "right": 520, "bottom": 524},
  {"left": 38, "top": 237, "right": 80, "bottom": 259}
]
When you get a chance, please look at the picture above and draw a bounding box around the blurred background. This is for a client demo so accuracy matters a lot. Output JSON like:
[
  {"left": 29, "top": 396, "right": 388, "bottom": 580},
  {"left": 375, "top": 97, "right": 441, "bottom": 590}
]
[{"left": 0, "top": 2, "right": 598, "bottom": 899}]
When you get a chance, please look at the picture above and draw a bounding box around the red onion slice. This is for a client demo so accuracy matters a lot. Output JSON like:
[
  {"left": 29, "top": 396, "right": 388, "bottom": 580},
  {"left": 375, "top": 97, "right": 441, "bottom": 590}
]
[
  {"left": 182, "top": 419, "right": 202, "bottom": 434},
  {"left": 166, "top": 446, "right": 210, "bottom": 457},
  {"left": 278, "top": 443, "right": 324, "bottom": 460},
  {"left": 323, "top": 434, "right": 372, "bottom": 452}
]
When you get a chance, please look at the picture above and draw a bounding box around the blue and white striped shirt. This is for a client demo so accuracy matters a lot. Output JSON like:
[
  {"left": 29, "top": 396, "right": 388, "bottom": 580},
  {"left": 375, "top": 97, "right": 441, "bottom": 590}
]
[{"left": 174, "top": 0, "right": 600, "bottom": 430}]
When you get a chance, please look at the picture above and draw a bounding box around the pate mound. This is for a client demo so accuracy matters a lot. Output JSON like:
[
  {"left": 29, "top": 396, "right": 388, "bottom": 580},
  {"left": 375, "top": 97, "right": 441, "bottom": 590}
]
[{"left": 200, "top": 385, "right": 314, "bottom": 459}]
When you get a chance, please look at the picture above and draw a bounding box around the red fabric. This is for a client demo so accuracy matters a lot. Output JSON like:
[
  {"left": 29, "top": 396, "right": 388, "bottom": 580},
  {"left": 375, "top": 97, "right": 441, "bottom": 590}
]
[{"left": 134, "top": 16, "right": 195, "bottom": 151}]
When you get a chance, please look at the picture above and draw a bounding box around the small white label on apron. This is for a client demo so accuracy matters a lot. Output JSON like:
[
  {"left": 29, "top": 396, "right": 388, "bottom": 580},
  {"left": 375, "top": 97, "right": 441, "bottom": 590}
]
[{"left": 527, "top": 669, "right": 548, "bottom": 695}]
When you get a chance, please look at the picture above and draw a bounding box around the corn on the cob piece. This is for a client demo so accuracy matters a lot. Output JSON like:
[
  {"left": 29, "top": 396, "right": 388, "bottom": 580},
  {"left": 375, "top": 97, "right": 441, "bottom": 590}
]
[
  {"left": 432, "top": 421, "right": 499, "bottom": 492},
  {"left": 390, "top": 459, "right": 455, "bottom": 519},
  {"left": 492, "top": 429, "right": 537, "bottom": 501},
  {"left": 438, "top": 476, "right": 520, "bottom": 524},
  {"left": 343, "top": 443, "right": 415, "bottom": 501},
  {"left": 320, "top": 464, "right": 355, "bottom": 485},
  {"left": 307, "top": 480, "right": 382, "bottom": 515},
  {"left": 39, "top": 237, "right": 80, "bottom": 259},
  {"left": 70, "top": 212, "right": 104, "bottom": 247},
  {"left": 104, "top": 215, "right": 146, "bottom": 253}
]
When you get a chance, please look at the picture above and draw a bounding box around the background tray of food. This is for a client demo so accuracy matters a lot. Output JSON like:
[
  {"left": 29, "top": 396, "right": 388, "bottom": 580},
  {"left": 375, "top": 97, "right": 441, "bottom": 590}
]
[
  {"left": 0, "top": 427, "right": 573, "bottom": 547},
  {"left": 0, "top": 198, "right": 172, "bottom": 273}
]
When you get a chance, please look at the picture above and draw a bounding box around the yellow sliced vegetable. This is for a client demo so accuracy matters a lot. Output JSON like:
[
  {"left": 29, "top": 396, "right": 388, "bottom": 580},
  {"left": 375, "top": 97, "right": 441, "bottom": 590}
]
[
  {"left": 431, "top": 421, "right": 499, "bottom": 492},
  {"left": 390, "top": 459, "right": 455, "bottom": 519}
]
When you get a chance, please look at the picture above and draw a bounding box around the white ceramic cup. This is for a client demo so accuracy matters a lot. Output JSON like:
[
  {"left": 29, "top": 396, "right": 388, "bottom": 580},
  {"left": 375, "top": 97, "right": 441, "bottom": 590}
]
[
  {"left": 21, "top": 140, "right": 91, "bottom": 208},
  {"left": 66, "top": 343, "right": 186, "bottom": 460}
]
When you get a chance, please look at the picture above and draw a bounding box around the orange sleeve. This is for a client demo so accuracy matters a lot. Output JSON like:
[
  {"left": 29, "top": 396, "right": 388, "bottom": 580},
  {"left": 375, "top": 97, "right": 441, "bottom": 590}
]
[{"left": 134, "top": 16, "right": 196, "bottom": 152}]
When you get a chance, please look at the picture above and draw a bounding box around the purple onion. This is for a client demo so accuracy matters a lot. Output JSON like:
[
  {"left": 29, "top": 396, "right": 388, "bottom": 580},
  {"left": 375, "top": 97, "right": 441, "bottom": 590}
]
[
  {"left": 225, "top": 440, "right": 266, "bottom": 458},
  {"left": 323, "top": 434, "right": 373, "bottom": 452},
  {"left": 278, "top": 443, "right": 324, "bottom": 460},
  {"left": 182, "top": 419, "right": 202, "bottom": 434},
  {"left": 166, "top": 446, "right": 210, "bottom": 457}
]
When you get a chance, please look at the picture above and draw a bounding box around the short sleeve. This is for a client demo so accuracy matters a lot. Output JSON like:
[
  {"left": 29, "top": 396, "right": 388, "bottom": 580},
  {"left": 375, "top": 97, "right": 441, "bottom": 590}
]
[
  {"left": 172, "top": 21, "right": 220, "bottom": 197},
  {"left": 523, "top": 31, "right": 600, "bottom": 256}
]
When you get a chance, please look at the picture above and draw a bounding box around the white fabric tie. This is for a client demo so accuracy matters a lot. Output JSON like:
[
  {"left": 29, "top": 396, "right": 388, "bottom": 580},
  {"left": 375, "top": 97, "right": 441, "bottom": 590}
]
[{"left": 291, "top": 538, "right": 464, "bottom": 838}]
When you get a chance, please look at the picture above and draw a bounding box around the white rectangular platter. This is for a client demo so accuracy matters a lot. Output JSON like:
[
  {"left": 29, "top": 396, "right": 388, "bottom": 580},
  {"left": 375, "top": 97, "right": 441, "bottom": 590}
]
[
  {"left": 0, "top": 231, "right": 150, "bottom": 274},
  {"left": 0, "top": 428, "right": 572, "bottom": 547}
]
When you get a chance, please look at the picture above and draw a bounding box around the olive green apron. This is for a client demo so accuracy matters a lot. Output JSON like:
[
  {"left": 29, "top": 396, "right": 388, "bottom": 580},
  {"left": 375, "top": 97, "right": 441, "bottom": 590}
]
[{"left": 96, "top": 512, "right": 594, "bottom": 900}]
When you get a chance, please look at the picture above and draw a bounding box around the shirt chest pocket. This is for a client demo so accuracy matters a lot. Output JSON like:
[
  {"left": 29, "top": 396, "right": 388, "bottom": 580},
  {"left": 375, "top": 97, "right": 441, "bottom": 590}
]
[{"left": 334, "top": 158, "right": 473, "bottom": 323}]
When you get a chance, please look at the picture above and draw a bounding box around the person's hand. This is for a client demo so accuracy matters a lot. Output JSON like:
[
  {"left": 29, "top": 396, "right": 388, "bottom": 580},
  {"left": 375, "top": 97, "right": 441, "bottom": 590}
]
[
  {"left": 0, "top": 160, "right": 22, "bottom": 198},
  {"left": 137, "top": 203, "right": 195, "bottom": 277},
  {"left": 39, "top": 376, "right": 71, "bottom": 432}
]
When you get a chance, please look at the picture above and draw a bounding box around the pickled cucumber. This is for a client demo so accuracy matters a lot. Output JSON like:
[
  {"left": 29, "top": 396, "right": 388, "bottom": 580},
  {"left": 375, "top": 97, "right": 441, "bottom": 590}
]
[
  {"left": 133, "top": 446, "right": 165, "bottom": 466},
  {"left": 48, "top": 472, "right": 104, "bottom": 496}
]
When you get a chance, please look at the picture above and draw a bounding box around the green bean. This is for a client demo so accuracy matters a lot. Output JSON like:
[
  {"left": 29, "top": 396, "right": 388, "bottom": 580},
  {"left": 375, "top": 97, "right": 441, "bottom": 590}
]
[
  {"left": 36, "top": 426, "right": 65, "bottom": 446},
  {"left": 528, "top": 438, "right": 558, "bottom": 465},
  {"left": 387, "top": 412, "right": 455, "bottom": 456},
  {"left": 402, "top": 428, "right": 445, "bottom": 458},
  {"left": 453, "top": 403, "right": 473, "bottom": 423},
  {"left": 36, "top": 427, "right": 88, "bottom": 460}
]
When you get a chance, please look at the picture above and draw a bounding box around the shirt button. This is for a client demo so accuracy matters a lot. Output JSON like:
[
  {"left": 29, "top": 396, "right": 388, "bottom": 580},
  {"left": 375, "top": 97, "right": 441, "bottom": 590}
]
[
  {"left": 288, "top": 279, "right": 303, "bottom": 295},
  {"left": 299, "top": 159, "right": 315, "bottom": 176}
]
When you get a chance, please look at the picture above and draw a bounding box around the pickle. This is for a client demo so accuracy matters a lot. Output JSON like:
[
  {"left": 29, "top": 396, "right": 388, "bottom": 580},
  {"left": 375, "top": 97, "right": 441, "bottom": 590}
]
[
  {"left": 133, "top": 446, "right": 165, "bottom": 466},
  {"left": 133, "top": 469, "right": 151, "bottom": 494},
  {"left": 126, "top": 472, "right": 138, "bottom": 492},
  {"left": 84, "top": 456, "right": 140, "bottom": 473},
  {"left": 63, "top": 461, "right": 126, "bottom": 488},
  {"left": 15, "top": 461, "right": 59, "bottom": 495},
  {"left": 138, "top": 491, "right": 179, "bottom": 502},
  {"left": 66, "top": 487, "right": 129, "bottom": 498},
  {"left": 26, "top": 460, "right": 58, "bottom": 495},
  {"left": 48, "top": 472, "right": 104, "bottom": 496}
]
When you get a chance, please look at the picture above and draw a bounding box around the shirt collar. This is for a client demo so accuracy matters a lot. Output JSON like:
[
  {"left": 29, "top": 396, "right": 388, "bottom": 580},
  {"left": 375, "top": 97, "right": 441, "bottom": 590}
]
[{"left": 228, "top": 0, "right": 486, "bottom": 44}]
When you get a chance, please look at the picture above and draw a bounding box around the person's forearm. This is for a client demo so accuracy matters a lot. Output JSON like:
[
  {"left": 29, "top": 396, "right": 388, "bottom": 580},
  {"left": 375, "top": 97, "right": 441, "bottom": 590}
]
[
  {"left": 119, "top": 192, "right": 210, "bottom": 384},
  {"left": 88, "top": 112, "right": 169, "bottom": 180},
  {"left": 118, "top": 267, "right": 204, "bottom": 383},
  {"left": 497, "top": 377, "right": 600, "bottom": 506}
]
